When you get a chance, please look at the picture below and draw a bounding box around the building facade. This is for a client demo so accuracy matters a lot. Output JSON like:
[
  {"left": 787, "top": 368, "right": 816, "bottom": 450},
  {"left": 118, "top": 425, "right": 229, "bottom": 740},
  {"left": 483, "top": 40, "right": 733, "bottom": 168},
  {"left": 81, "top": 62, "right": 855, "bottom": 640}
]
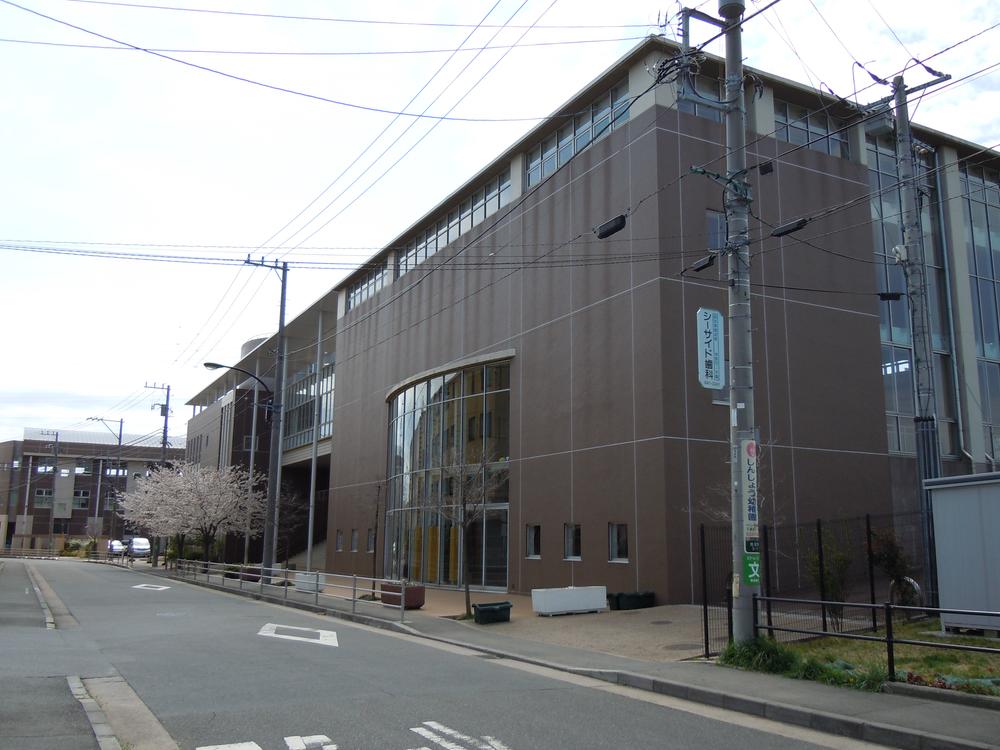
[
  {"left": 188, "top": 37, "right": 999, "bottom": 603},
  {"left": 0, "top": 429, "right": 184, "bottom": 550}
]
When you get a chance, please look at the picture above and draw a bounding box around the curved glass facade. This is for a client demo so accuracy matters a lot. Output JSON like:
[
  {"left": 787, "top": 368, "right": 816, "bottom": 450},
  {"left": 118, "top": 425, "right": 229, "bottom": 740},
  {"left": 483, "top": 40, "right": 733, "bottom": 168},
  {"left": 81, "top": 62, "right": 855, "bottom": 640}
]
[{"left": 385, "top": 362, "right": 510, "bottom": 587}]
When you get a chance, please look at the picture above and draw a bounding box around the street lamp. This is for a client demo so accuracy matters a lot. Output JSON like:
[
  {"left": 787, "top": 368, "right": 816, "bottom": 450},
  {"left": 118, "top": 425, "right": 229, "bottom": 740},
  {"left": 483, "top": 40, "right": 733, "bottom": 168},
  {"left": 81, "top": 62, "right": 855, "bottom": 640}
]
[{"left": 203, "top": 362, "right": 279, "bottom": 574}]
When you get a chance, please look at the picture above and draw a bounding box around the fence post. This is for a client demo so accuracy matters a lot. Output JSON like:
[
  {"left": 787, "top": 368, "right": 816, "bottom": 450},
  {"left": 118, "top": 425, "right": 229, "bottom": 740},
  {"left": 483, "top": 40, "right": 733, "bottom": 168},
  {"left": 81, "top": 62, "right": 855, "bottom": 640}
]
[
  {"left": 761, "top": 524, "right": 774, "bottom": 639},
  {"left": 700, "top": 524, "right": 710, "bottom": 659},
  {"left": 816, "top": 519, "right": 828, "bottom": 633},
  {"left": 884, "top": 602, "right": 895, "bottom": 680},
  {"left": 400, "top": 580, "right": 407, "bottom": 623},
  {"left": 726, "top": 587, "right": 734, "bottom": 644},
  {"left": 752, "top": 593, "right": 759, "bottom": 638},
  {"left": 315, "top": 571, "right": 320, "bottom": 607},
  {"left": 352, "top": 574, "right": 358, "bottom": 615},
  {"left": 260, "top": 566, "right": 264, "bottom": 595},
  {"left": 866, "top": 514, "right": 877, "bottom": 632},
  {"left": 284, "top": 567, "right": 289, "bottom": 601}
]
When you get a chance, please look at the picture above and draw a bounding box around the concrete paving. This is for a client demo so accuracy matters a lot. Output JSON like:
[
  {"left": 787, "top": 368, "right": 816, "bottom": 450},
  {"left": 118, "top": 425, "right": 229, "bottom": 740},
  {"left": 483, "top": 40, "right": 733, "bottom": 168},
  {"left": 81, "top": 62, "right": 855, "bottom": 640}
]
[{"left": 157, "top": 564, "right": 1000, "bottom": 750}]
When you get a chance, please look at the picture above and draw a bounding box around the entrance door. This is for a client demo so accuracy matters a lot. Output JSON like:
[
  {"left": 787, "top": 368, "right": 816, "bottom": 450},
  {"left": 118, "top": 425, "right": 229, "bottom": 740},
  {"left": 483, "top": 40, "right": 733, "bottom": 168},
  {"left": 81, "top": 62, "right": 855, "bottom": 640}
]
[{"left": 463, "top": 506, "right": 508, "bottom": 589}]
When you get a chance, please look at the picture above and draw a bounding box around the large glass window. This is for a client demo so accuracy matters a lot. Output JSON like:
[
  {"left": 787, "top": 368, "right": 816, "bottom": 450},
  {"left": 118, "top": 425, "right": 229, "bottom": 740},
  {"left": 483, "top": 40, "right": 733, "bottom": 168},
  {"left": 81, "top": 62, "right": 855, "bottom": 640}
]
[
  {"left": 963, "top": 163, "right": 1000, "bottom": 457},
  {"left": 678, "top": 73, "right": 724, "bottom": 123},
  {"left": 867, "top": 134, "right": 956, "bottom": 456},
  {"left": 385, "top": 361, "right": 511, "bottom": 588}
]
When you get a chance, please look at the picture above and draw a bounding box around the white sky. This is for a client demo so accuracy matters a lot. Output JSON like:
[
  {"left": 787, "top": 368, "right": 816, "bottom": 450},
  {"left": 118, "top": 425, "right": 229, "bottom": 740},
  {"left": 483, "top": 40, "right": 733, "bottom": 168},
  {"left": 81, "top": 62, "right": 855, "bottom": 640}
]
[{"left": 0, "top": 0, "right": 997, "bottom": 445}]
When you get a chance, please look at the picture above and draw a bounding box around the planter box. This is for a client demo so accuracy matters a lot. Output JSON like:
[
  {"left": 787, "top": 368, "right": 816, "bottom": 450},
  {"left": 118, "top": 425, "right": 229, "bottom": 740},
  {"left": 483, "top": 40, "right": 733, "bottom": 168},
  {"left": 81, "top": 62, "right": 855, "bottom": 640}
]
[
  {"left": 618, "top": 591, "right": 656, "bottom": 610},
  {"left": 294, "top": 572, "right": 322, "bottom": 592},
  {"left": 381, "top": 582, "right": 425, "bottom": 609},
  {"left": 531, "top": 586, "right": 607, "bottom": 616},
  {"left": 473, "top": 601, "right": 512, "bottom": 625}
]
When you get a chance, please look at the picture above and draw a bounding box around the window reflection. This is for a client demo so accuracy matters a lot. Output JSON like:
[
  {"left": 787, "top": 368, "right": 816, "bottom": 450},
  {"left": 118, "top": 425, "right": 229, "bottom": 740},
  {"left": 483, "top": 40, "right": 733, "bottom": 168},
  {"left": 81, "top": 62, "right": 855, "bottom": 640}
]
[{"left": 385, "top": 361, "right": 511, "bottom": 587}]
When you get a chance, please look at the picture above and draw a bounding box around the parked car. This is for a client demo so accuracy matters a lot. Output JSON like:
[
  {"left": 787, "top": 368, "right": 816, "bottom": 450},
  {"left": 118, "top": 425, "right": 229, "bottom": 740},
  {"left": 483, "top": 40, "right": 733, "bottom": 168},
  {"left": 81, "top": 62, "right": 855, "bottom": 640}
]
[
  {"left": 108, "top": 539, "right": 126, "bottom": 555},
  {"left": 128, "top": 537, "right": 151, "bottom": 558}
]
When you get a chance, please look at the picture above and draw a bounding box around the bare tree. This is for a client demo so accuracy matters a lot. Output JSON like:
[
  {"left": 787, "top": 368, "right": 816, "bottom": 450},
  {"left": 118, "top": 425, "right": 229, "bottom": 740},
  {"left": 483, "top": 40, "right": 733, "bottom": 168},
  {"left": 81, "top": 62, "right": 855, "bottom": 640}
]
[
  {"left": 440, "top": 455, "right": 510, "bottom": 619},
  {"left": 119, "top": 462, "right": 265, "bottom": 562},
  {"left": 276, "top": 483, "right": 309, "bottom": 566}
]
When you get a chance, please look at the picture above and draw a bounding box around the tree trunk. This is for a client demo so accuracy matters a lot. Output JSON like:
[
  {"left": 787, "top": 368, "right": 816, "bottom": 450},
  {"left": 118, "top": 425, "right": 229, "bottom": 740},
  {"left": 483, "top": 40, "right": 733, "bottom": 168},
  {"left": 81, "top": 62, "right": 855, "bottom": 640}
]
[
  {"left": 202, "top": 534, "right": 213, "bottom": 563},
  {"left": 463, "top": 519, "right": 472, "bottom": 619}
]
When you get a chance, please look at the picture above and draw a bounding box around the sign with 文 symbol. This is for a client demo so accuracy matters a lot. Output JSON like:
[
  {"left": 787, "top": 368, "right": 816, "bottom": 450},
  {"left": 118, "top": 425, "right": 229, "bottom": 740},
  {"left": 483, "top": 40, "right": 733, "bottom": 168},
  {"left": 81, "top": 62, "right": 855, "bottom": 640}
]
[
  {"left": 740, "top": 439, "right": 760, "bottom": 554},
  {"left": 743, "top": 553, "right": 761, "bottom": 585},
  {"left": 696, "top": 307, "right": 724, "bottom": 390}
]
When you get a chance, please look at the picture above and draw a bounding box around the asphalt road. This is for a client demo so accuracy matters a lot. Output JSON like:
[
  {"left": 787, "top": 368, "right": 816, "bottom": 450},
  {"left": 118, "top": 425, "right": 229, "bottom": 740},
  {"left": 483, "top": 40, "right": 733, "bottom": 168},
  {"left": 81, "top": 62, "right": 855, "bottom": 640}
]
[{"left": 2, "top": 559, "right": 882, "bottom": 750}]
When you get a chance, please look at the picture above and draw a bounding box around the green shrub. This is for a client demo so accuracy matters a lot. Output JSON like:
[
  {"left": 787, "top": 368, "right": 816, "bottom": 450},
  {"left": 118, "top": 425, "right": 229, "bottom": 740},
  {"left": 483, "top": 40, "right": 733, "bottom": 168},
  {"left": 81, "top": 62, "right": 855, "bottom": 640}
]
[{"left": 720, "top": 638, "right": 798, "bottom": 674}]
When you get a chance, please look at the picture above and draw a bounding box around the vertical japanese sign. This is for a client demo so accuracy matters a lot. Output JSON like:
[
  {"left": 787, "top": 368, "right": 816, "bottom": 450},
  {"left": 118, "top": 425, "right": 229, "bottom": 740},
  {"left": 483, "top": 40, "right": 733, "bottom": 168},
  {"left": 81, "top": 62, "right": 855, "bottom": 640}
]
[
  {"left": 696, "top": 307, "right": 724, "bottom": 390},
  {"left": 740, "top": 438, "right": 761, "bottom": 584}
]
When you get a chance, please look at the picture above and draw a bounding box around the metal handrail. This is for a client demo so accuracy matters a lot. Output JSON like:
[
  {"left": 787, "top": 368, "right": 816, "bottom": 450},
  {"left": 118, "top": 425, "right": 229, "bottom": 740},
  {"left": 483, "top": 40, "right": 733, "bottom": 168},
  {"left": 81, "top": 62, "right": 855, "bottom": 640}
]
[{"left": 173, "top": 559, "right": 410, "bottom": 621}]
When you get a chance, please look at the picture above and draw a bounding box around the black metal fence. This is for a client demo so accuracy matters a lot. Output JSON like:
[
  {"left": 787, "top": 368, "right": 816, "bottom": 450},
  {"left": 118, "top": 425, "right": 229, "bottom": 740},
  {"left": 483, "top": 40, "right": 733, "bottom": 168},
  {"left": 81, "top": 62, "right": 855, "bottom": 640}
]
[
  {"left": 700, "top": 511, "right": 930, "bottom": 657},
  {"left": 752, "top": 596, "right": 1000, "bottom": 680}
]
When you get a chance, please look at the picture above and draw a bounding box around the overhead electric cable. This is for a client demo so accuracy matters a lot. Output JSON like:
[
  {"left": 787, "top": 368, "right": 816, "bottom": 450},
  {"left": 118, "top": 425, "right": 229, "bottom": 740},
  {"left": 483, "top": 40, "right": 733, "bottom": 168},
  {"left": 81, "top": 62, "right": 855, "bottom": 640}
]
[{"left": 63, "top": 0, "right": 657, "bottom": 29}]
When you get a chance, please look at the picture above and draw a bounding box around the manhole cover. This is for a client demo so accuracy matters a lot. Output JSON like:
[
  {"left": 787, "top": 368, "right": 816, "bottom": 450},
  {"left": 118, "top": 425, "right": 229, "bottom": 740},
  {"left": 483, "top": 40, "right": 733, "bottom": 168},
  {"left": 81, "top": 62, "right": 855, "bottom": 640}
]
[{"left": 650, "top": 620, "right": 672, "bottom": 626}]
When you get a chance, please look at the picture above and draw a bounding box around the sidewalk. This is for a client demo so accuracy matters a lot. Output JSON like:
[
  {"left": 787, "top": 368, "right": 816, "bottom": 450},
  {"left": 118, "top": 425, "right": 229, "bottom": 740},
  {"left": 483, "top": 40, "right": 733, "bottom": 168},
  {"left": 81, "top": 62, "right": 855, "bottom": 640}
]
[{"left": 154, "top": 564, "right": 999, "bottom": 750}]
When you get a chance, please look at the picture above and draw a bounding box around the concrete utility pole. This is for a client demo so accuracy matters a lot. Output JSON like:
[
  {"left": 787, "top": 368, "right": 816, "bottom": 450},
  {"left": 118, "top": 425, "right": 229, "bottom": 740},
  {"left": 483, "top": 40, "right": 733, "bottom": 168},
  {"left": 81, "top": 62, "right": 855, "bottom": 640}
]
[
  {"left": 892, "top": 73, "right": 949, "bottom": 607},
  {"left": 245, "top": 257, "right": 288, "bottom": 576},
  {"left": 720, "top": 0, "right": 760, "bottom": 642},
  {"left": 87, "top": 417, "right": 123, "bottom": 541},
  {"left": 147, "top": 382, "right": 172, "bottom": 567},
  {"left": 40, "top": 430, "right": 59, "bottom": 551}
]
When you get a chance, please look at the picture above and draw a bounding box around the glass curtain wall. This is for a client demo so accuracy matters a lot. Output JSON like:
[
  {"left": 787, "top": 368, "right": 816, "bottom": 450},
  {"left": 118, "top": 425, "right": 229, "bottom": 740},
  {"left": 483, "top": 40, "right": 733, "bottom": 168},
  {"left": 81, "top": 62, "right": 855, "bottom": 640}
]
[
  {"left": 385, "top": 362, "right": 510, "bottom": 588},
  {"left": 960, "top": 163, "right": 1000, "bottom": 458},
  {"left": 867, "top": 134, "right": 957, "bottom": 457}
]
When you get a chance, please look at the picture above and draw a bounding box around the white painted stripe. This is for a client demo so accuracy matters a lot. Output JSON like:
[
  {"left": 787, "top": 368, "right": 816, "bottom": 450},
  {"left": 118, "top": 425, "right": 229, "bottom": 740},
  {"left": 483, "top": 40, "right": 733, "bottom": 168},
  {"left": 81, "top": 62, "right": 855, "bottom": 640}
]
[
  {"left": 133, "top": 584, "right": 170, "bottom": 590},
  {"left": 196, "top": 743, "right": 262, "bottom": 750},
  {"left": 422, "top": 722, "right": 493, "bottom": 750},
  {"left": 409, "top": 726, "right": 470, "bottom": 750},
  {"left": 481, "top": 738, "right": 512, "bottom": 750},
  {"left": 285, "top": 738, "right": 306, "bottom": 750}
]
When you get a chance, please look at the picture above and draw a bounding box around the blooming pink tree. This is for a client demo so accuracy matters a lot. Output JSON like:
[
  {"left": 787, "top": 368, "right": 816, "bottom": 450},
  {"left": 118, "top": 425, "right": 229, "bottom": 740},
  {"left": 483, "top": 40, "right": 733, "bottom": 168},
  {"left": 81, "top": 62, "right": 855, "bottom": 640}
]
[{"left": 120, "top": 462, "right": 265, "bottom": 562}]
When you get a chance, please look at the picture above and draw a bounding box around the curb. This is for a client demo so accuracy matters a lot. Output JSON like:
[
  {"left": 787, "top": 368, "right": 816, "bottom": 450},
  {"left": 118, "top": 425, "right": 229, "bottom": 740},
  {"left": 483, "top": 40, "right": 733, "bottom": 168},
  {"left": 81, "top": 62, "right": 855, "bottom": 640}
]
[
  {"left": 25, "top": 564, "right": 55, "bottom": 629},
  {"left": 67, "top": 675, "right": 122, "bottom": 750},
  {"left": 883, "top": 681, "right": 1000, "bottom": 713},
  {"left": 165, "top": 571, "right": 998, "bottom": 750}
]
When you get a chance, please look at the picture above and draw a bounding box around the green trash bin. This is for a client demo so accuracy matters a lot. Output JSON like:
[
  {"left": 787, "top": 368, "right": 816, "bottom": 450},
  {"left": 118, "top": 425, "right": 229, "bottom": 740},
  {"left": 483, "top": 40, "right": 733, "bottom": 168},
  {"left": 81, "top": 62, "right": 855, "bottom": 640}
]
[{"left": 473, "top": 601, "right": 512, "bottom": 624}]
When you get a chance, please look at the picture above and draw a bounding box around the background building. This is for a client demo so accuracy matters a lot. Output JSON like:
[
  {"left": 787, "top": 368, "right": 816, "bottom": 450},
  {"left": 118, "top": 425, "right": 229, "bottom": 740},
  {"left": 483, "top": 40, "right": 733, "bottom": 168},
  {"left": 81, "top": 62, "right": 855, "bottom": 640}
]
[
  {"left": 188, "top": 36, "right": 999, "bottom": 603},
  {"left": 0, "top": 428, "right": 184, "bottom": 551}
]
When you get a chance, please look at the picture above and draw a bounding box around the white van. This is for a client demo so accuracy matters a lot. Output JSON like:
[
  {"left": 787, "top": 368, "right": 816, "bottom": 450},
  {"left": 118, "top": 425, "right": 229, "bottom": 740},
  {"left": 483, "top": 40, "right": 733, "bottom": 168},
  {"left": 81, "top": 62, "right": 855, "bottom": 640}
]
[{"left": 128, "top": 537, "right": 151, "bottom": 557}]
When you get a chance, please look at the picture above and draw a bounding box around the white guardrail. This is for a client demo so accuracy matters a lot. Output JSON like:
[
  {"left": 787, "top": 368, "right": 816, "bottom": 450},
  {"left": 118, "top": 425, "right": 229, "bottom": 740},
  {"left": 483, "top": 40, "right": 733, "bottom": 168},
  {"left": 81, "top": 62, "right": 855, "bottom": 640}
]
[
  {"left": 0, "top": 548, "right": 133, "bottom": 566},
  {"left": 173, "top": 559, "right": 409, "bottom": 622}
]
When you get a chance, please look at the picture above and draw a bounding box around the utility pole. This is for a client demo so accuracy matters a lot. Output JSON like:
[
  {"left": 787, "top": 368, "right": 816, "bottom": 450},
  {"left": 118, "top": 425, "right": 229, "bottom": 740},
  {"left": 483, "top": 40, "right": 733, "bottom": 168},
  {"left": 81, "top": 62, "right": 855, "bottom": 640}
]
[
  {"left": 719, "top": 0, "right": 760, "bottom": 643},
  {"left": 146, "top": 382, "right": 171, "bottom": 567},
  {"left": 892, "top": 73, "right": 949, "bottom": 607},
  {"left": 40, "top": 430, "right": 59, "bottom": 552},
  {"left": 88, "top": 417, "right": 123, "bottom": 542},
  {"left": 245, "top": 257, "right": 288, "bottom": 576}
]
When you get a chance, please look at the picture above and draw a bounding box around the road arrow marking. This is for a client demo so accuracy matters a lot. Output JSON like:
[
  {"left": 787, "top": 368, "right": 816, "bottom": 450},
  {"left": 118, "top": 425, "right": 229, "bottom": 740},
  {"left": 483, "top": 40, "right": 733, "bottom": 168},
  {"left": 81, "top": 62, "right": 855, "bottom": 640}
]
[
  {"left": 258, "top": 623, "right": 339, "bottom": 647},
  {"left": 410, "top": 723, "right": 512, "bottom": 750}
]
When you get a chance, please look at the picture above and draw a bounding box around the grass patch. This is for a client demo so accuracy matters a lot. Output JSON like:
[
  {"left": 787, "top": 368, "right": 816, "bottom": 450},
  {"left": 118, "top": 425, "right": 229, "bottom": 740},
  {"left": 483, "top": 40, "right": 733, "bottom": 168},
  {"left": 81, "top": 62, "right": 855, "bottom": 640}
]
[{"left": 720, "top": 618, "right": 1000, "bottom": 696}]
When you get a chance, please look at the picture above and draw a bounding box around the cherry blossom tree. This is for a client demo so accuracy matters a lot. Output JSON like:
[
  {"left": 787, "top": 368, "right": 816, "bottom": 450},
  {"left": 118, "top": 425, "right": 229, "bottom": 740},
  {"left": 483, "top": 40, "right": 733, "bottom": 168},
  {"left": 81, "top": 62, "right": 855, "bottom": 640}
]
[{"left": 119, "top": 462, "right": 265, "bottom": 562}]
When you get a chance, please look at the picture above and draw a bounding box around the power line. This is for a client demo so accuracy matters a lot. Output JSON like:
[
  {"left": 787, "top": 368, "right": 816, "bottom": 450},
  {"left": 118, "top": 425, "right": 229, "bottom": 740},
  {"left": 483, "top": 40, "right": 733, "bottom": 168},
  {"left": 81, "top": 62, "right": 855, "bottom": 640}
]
[
  {"left": 63, "top": 0, "right": 658, "bottom": 29},
  {"left": 0, "top": 33, "right": 651, "bottom": 56},
  {"left": 0, "top": 0, "right": 587, "bottom": 124}
]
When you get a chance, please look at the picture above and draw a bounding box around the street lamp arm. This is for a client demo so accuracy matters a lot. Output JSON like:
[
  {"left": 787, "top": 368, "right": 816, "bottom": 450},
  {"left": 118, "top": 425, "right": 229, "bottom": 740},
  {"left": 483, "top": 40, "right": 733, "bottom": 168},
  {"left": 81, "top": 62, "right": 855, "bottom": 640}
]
[{"left": 203, "top": 362, "right": 272, "bottom": 395}]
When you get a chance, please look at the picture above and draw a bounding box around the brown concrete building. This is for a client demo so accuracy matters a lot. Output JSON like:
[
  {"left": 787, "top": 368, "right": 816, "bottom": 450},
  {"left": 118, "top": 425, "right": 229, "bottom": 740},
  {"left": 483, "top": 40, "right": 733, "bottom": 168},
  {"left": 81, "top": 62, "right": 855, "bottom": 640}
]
[
  {"left": 187, "top": 36, "right": 999, "bottom": 602},
  {"left": 0, "top": 429, "right": 184, "bottom": 551}
]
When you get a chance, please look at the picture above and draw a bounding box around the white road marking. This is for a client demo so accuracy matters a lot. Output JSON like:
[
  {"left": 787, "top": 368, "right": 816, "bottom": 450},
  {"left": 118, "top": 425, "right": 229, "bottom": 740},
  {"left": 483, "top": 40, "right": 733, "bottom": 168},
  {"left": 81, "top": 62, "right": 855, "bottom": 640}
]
[
  {"left": 285, "top": 735, "right": 337, "bottom": 749},
  {"left": 132, "top": 583, "right": 170, "bottom": 590},
  {"left": 422, "top": 722, "right": 511, "bottom": 750},
  {"left": 408, "top": 727, "right": 468, "bottom": 750},
  {"left": 195, "top": 743, "right": 262, "bottom": 750},
  {"left": 258, "top": 623, "right": 339, "bottom": 647}
]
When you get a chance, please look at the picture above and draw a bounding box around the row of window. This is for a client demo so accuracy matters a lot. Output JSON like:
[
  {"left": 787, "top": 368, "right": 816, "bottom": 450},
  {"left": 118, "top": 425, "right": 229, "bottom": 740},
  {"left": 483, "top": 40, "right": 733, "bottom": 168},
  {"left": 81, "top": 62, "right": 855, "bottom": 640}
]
[
  {"left": 31, "top": 489, "right": 91, "bottom": 509},
  {"left": 774, "top": 100, "right": 851, "bottom": 159},
  {"left": 524, "top": 523, "right": 629, "bottom": 562},
  {"left": 397, "top": 170, "right": 512, "bottom": 278},
  {"left": 334, "top": 528, "right": 376, "bottom": 553},
  {"left": 345, "top": 260, "right": 388, "bottom": 311},
  {"left": 525, "top": 80, "right": 630, "bottom": 188}
]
